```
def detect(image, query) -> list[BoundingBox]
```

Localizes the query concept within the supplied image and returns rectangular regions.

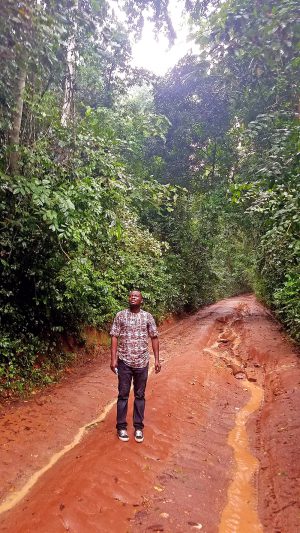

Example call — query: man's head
[128,290,143,309]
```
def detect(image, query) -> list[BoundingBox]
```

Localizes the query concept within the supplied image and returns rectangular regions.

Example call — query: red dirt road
[0,295,299,532]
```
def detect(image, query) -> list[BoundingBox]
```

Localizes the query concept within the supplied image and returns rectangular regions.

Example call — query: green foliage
[153,56,233,189]
[274,271,300,340]
[208,218,255,301]
[189,0,299,336]
[196,0,300,120]
[0,97,179,392]
[234,117,300,331]
[1,0,299,396]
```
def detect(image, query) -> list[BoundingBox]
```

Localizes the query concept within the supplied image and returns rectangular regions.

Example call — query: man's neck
[129,305,141,314]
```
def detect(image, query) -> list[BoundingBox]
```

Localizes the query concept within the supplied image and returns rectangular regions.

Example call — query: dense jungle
[0,0,299,394]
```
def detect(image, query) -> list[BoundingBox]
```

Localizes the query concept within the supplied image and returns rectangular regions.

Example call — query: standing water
[219,380,264,533]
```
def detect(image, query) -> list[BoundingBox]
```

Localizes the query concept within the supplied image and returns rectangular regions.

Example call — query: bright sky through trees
[131,0,195,75]
[133,0,191,75]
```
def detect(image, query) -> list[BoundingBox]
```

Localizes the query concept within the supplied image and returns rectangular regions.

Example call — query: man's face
[129,291,143,306]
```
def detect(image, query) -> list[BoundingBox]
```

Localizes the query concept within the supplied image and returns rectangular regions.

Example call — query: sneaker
[117,429,129,442]
[134,429,144,443]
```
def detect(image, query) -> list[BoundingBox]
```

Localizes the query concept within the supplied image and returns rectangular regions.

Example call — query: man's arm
[151,336,161,373]
[110,336,118,374]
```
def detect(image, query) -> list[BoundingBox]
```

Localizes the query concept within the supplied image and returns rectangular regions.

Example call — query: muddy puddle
[219,380,264,533]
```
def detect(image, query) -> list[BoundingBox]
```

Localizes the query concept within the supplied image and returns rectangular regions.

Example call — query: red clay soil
[0,295,299,533]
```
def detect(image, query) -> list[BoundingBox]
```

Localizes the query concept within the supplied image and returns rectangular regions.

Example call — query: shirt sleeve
[110,313,121,337]
[147,313,159,338]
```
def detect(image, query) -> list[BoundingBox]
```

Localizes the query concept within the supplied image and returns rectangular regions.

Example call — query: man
[110,290,161,443]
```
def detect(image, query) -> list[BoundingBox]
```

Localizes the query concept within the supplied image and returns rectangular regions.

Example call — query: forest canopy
[0,0,299,394]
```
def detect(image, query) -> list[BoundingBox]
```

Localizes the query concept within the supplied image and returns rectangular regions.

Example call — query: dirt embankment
[0,295,299,532]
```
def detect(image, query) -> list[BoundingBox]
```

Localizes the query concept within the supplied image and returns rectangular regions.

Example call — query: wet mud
[0,295,299,532]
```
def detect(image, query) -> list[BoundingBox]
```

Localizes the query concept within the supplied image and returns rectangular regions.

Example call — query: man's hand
[155,361,161,373]
[110,362,118,374]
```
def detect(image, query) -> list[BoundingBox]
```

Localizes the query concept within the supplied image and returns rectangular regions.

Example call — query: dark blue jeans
[116,359,149,430]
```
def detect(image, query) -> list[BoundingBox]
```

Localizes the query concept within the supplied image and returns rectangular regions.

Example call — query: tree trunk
[8,66,27,175]
[61,1,78,127]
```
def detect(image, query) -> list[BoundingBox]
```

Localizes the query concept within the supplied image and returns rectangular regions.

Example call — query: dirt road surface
[0,295,299,532]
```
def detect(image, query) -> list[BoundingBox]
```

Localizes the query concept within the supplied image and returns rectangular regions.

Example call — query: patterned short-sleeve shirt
[110,309,158,368]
